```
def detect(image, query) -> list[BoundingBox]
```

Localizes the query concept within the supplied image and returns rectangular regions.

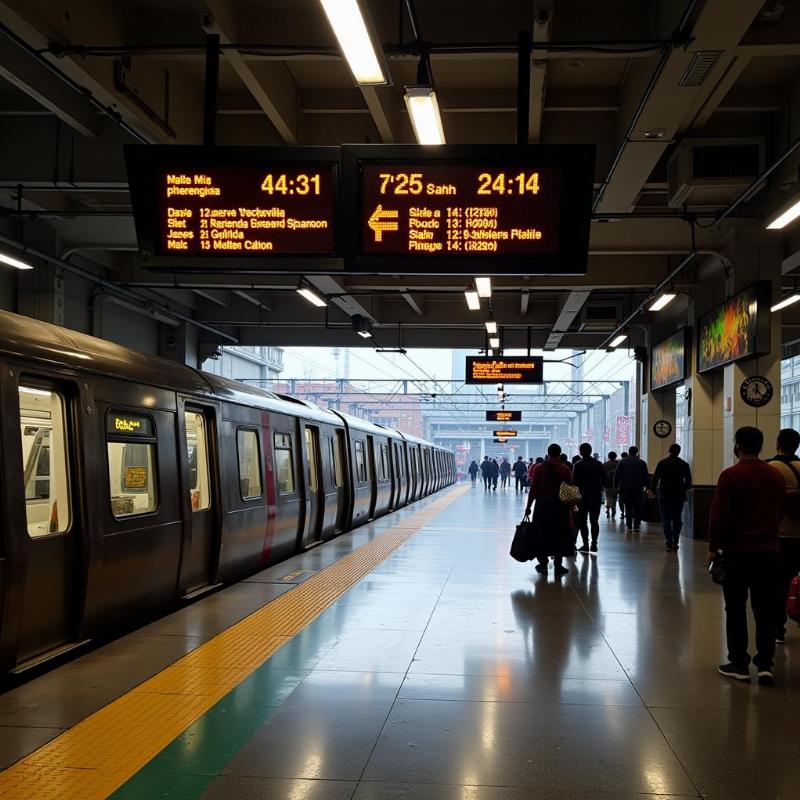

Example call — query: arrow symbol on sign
[368,204,399,242]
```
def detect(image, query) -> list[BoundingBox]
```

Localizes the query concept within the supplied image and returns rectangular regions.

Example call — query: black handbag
[709,553,725,585]
[510,516,538,562]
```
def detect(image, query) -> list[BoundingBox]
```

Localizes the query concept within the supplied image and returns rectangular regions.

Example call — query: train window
[354,440,367,484]
[237,429,262,499]
[331,433,344,488]
[106,410,158,518]
[395,443,404,478]
[379,444,389,481]
[19,386,71,537]
[185,411,211,511]
[273,431,295,495]
[304,428,318,492]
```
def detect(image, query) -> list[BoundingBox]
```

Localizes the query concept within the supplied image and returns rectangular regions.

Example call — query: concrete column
[640,388,676,468]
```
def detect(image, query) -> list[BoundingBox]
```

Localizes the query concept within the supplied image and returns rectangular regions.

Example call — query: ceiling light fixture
[475,277,492,298]
[771,293,800,312]
[609,333,628,349]
[352,313,373,338]
[405,86,445,145]
[0,251,33,270]
[649,292,677,312]
[489,336,500,348]
[766,192,800,230]
[465,290,480,310]
[485,319,498,335]
[319,0,388,85]
[297,283,327,307]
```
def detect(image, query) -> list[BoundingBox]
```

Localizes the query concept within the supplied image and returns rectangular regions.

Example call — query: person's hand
[707,550,717,565]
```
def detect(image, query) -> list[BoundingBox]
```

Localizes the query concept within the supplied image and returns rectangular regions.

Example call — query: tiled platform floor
[2,482,800,799]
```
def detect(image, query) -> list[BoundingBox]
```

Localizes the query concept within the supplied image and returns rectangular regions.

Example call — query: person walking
[468,460,479,484]
[480,456,492,491]
[651,443,693,551]
[513,456,527,493]
[614,445,649,532]
[766,428,800,644]
[709,426,785,686]
[500,458,512,489]
[524,443,575,577]
[603,452,619,519]
[490,458,500,491]
[573,442,606,553]
[618,451,629,523]
[560,453,573,473]
[527,457,537,486]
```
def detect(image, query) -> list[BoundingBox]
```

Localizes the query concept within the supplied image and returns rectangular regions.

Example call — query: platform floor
[1,482,800,799]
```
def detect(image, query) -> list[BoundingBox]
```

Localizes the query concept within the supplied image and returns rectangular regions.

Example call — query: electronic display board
[493,429,518,438]
[342,144,595,274]
[126,146,339,269]
[650,329,688,391]
[465,357,543,384]
[486,410,522,422]
[697,282,771,373]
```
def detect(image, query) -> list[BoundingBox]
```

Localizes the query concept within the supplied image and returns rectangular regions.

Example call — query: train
[0,310,455,673]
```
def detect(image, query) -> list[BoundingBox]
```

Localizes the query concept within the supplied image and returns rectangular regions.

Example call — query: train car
[0,310,454,674]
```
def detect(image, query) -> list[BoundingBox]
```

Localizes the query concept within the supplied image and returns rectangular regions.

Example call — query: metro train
[0,310,455,673]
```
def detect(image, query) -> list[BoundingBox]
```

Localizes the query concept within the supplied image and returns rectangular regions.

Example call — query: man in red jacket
[708,426,785,686]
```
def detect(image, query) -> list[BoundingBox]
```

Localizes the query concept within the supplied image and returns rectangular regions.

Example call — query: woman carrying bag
[524,443,578,576]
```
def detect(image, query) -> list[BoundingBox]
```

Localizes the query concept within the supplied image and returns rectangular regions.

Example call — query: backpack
[787,574,800,624]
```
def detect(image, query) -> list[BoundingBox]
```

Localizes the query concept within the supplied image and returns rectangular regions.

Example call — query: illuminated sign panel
[493,429,518,438]
[486,410,522,422]
[465,357,543,384]
[494,438,508,444]
[126,146,338,269]
[107,413,154,437]
[651,329,688,391]
[344,144,595,275]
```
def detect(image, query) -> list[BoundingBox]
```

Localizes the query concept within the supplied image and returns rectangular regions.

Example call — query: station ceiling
[2,0,800,351]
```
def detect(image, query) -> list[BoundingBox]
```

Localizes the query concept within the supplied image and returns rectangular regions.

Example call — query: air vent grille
[679,51,722,87]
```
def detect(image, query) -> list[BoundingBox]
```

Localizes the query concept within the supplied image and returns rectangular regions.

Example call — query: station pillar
[640,388,675,468]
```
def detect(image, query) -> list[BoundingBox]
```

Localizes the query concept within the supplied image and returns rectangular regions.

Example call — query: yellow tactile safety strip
[0,485,469,800]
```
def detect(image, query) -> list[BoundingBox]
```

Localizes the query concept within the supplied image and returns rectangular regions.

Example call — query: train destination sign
[493,429,518,438]
[126,146,339,268]
[486,410,522,422]
[343,144,595,274]
[494,438,508,444]
[465,356,544,384]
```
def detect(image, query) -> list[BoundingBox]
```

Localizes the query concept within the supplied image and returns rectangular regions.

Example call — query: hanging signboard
[486,410,522,422]
[616,415,632,446]
[494,438,508,443]
[492,429,518,438]
[465,356,543,384]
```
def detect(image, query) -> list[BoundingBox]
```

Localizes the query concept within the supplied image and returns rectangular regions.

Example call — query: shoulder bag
[549,462,581,506]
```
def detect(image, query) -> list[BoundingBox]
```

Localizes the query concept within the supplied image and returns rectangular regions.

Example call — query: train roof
[333,410,401,440]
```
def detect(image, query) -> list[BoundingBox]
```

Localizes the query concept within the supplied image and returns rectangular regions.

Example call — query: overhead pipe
[0,233,238,343]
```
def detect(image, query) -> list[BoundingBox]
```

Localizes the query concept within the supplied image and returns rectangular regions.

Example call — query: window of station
[237,428,263,499]
[273,432,295,495]
[330,433,344,488]
[185,410,211,511]
[106,410,158,518]
[379,444,389,481]
[354,440,367,483]
[304,428,318,493]
[19,385,71,537]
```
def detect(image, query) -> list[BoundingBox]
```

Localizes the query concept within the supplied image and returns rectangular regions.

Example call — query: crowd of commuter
[468,424,800,686]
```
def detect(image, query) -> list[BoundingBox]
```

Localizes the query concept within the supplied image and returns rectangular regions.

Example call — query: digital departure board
[126,146,339,269]
[493,429,518,438]
[486,410,522,422]
[342,144,595,275]
[465,357,543,384]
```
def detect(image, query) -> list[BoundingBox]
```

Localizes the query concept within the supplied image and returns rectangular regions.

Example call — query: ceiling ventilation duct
[679,51,722,87]
[579,302,621,332]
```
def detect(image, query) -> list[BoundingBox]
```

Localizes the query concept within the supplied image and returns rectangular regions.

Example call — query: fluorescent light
[767,193,800,230]
[649,292,677,312]
[465,290,480,310]
[489,336,500,348]
[357,330,373,338]
[485,319,497,334]
[319,0,387,85]
[0,251,33,270]
[475,277,492,298]
[404,87,445,145]
[609,333,628,348]
[771,293,800,312]
[297,286,327,307]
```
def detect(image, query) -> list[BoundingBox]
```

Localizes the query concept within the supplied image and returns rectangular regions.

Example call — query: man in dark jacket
[480,456,492,491]
[490,458,500,491]
[512,456,527,493]
[709,426,785,686]
[573,442,607,553]
[651,443,693,551]
[614,445,649,532]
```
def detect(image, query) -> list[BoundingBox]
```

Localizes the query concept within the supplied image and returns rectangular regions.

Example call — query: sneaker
[554,565,569,577]
[718,663,750,681]
[758,670,775,687]
[535,563,547,574]
[590,542,598,553]
[634,527,641,533]
[627,526,633,533]
[578,542,590,552]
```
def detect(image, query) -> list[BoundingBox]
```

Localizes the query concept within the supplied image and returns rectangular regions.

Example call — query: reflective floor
[5,482,800,799]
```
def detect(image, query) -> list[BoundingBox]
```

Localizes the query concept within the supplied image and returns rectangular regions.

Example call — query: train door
[327,430,347,534]
[302,425,323,547]
[14,380,82,666]
[178,404,218,596]
[366,435,377,518]
[387,439,397,510]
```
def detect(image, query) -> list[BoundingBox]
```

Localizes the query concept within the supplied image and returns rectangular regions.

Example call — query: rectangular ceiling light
[297,286,327,307]
[475,277,492,298]
[0,251,33,270]
[771,294,800,312]
[357,330,373,338]
[485,319,498,334]
[649,292,677,312]
[609,333,628,348]
[404,87,446,145]
[465,290,480,310]
[319,0,388,85]
[489,336,500,348]
[766,194,800,230]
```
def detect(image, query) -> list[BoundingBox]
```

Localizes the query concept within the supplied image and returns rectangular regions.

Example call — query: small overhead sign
[493,429,518,438]
[486,410,522,422]
[494,438,508,443]
[466,356,543,384]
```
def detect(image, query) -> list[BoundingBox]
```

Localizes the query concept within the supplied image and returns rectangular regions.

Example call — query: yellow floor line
[0,485,469,800]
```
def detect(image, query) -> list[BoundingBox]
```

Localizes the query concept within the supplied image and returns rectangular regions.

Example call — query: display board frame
[340,144,595,275]
[465,356,544,384]
[486,410,522,422]
[650,328,689,392]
